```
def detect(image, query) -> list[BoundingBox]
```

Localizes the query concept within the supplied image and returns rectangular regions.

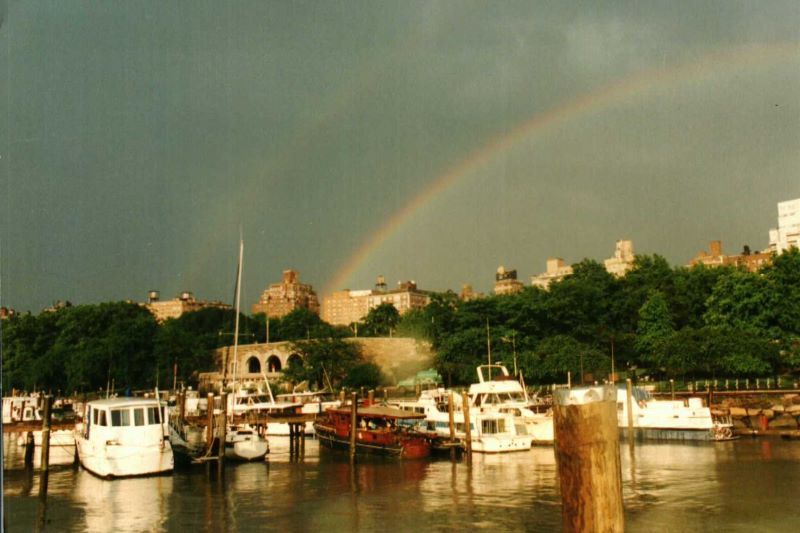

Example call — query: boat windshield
[633,388,652,402]
[481,418,506,435]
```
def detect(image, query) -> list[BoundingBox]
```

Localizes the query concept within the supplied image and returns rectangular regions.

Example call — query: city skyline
[3,2,799,313]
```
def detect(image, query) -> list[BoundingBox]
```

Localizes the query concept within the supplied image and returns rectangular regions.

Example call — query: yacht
[395,389,531,453]
[468,365,554,444]
[616,386,733,441]
[16,429,76,467]
[3,395,41,424]
[75,397,173,478]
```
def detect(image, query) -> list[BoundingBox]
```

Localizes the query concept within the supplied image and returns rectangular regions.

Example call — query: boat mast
[486,319,492,381]
[231,236,244,400]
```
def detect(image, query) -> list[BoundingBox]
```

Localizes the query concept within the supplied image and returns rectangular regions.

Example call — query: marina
[4,434,800,531]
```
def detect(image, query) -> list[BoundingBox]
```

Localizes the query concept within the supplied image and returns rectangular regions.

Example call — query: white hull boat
[16,429,76,467]
[225,424,269,461]
[75,398,173,478]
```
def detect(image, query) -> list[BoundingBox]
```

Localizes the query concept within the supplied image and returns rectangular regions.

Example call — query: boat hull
[314,423,430,459]
[75,436,173,478]
[225,438,269,461]
[16,430,76,467]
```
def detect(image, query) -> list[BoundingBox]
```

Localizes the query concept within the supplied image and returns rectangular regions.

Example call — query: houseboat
[616,386,734,441]
[75,397,173,478]
[314,405,432,459]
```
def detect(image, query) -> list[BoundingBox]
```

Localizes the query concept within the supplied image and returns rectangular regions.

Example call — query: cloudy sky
[2,1,799,313]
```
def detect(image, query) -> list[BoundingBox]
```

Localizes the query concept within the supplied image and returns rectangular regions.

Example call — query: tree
[636,290,674,366]
[285,338,363,389]
[360,303,400,337]
[342,362,383,389]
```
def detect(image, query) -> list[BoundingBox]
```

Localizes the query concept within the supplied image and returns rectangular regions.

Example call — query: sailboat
[224,236,270,461]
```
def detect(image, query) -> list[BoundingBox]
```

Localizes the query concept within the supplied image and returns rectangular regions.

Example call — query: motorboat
[468,365,554,444]
[3,395,41,424]
[314,405,433,458]
[225,423,269,461]
[16,429,76,467]
[616,386,734,441]
[75,397,173,478]
[395,389,531,453]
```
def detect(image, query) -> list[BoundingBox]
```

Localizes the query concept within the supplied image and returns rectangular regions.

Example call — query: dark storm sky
[2,1,799,312]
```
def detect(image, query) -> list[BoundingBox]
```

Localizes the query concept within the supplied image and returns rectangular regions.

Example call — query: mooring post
[707,383,713,408]
[460,391,472,465]
[625,379,634,441]
[447,391,456,460]
[383,388,388,404]
[670,379,675,401]
[415,383,421,398]
[219,392,227,463]
[553,385,624,533]
[367,389,374,407]
[339,390,346,405]
[40,395,53,473]
[206,393,215,451]
[24,431,35,468]
[349,392,358,461]
[179,391,186,426]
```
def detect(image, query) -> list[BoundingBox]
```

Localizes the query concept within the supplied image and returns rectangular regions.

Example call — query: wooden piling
[24,431,35,467]
[39,395,53,473]
[670,379,675,401]
[707,383,713,408]
[179,391,186,425]
[460,391,472,465]
[206,393,215,450]
[383,389,388,403]
[349,392,358,461]
[339,390,346,405]
[625,379,634,440]
[219,392,227,462]
[553,385,624,533]
[367,389,374,407]
[448,391,456,460]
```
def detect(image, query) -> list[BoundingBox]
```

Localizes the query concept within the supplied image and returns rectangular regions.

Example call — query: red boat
[314,405,432,459]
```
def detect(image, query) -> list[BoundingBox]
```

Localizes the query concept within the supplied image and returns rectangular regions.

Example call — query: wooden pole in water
[460,391,472,465]
[206,393,215,451]
[447,391,456,460]
[219,392,227,462]
[339,390,346,405]
[39,395,53,473]
[24,431,35,468]
[625,379,634,441]
[179,391,186,425]
[367,389,374,407]
[553,385,624,533]
[383,388,388,404]
[707,383,713,408]
[349,392,358,461]
[670,379,675,401]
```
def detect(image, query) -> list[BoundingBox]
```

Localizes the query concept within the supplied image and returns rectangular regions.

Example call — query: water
[4,436,800,532]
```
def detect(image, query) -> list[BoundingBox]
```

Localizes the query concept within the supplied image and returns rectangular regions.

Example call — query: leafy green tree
[342,362,383,389]
[522,335,610,384]
[284,338,363,389]
[360,303,400,337]
[704,270,779,337]
[635,290,675,365]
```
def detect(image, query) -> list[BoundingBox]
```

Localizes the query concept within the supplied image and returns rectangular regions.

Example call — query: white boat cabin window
[111,408,131,426]
[134,408,145,426]
[147,406,160,424]
[455,422,476,432]
[97,410,107,426]
[481,419,506,434]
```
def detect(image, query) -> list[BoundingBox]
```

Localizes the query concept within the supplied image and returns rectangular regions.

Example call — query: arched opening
[246,356,261,374]
[287,353,303,369]
[266,355,282,373]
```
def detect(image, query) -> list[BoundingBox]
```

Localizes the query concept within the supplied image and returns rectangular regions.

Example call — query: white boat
[222,237,270,461]
[225,423,269,461]
[395,389,531,453]
[468,364,554,444]
[273,392,340,435]
[616,386,733,441]
[75,397,173,478]
[3,396,42,424]
[16,429,76,467]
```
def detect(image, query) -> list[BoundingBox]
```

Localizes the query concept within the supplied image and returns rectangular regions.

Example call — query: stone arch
[246,356,261,374]
[266,355,282,373]
[287,353,303,369]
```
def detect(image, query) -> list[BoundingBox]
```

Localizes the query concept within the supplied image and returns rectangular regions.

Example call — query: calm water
[3,436,800,532]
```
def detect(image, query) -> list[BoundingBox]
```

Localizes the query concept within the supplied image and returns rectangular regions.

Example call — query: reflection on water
[4,434,800,532]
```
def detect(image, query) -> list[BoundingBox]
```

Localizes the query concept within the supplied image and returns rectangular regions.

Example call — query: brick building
[144,291,231,322]
[493,266,524,295]
[604,239,635,277]
[251,269,320,318]
[321,276,431,326]
[531,258,574,289]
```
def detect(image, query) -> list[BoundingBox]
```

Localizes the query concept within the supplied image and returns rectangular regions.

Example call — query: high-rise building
[251,269,320,318]
[768,198,800,254]
[604,240,635,277]
[531,258,574,289]
[321,276,431,326]
[493,266,524,295]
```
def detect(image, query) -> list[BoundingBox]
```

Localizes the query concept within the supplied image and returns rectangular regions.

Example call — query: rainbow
[323,43,798,295]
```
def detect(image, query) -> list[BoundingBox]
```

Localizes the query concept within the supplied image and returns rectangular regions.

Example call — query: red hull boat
[314,405,431,459]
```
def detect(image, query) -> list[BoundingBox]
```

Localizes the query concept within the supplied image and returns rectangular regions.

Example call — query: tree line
[2,249,798,393]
